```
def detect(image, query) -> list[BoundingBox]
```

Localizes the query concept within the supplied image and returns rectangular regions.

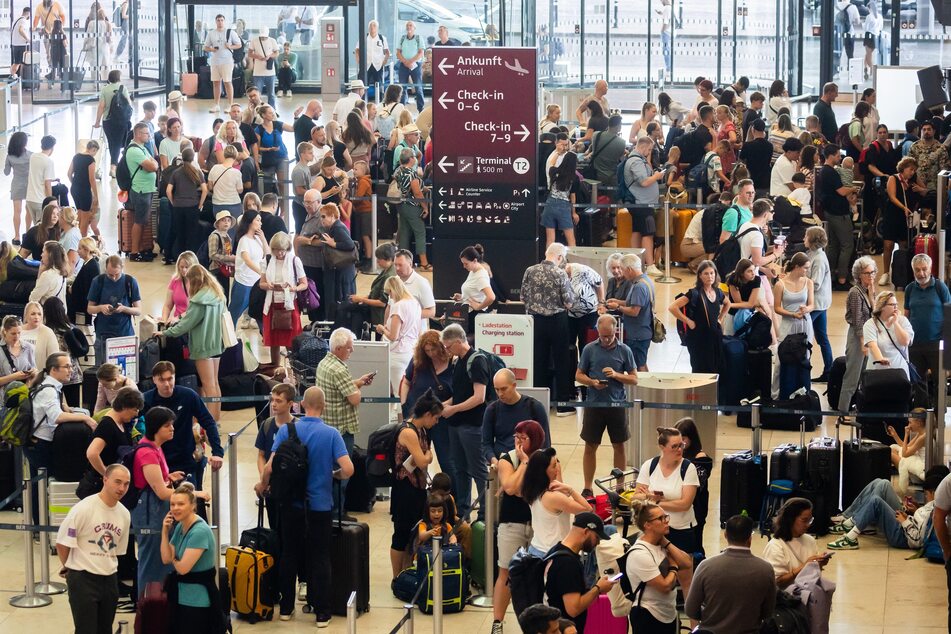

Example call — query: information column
[431,47,538,300]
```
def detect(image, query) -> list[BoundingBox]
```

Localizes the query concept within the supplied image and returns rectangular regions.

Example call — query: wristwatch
[669,566,680,572]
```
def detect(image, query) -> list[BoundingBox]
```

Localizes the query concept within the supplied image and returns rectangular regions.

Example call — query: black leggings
[172,204,199,260]
[629,607,678,633]
[102,118,130,166]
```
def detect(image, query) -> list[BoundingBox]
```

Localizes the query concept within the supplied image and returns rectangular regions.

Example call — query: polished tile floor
[0,96,946,633]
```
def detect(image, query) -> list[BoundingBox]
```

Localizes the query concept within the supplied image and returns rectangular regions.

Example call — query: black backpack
[269,422,309,502]
[713,226,759,280]
[700,203,729,253]
[108,84,134,121]
[507,548,575,618]
[119,443,150,510]
[365,422,407,487]
[466,349,506,401]
[115,143,144,192]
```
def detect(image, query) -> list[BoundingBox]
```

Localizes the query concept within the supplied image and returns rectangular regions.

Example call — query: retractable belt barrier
[550,399,928,420]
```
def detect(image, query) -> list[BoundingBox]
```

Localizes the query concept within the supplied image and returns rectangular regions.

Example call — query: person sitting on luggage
[827,467,950,551]
[887,409,928,495]
[429,471,471,557]
[160,481,222,634]
[417,492,458,549]
[762,497,831,588]
[863,290,915,380]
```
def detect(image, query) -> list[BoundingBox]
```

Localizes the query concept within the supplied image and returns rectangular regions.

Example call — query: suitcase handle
[835,416,861,443]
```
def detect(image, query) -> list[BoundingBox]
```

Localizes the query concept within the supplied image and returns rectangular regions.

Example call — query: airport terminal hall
[2,0,951,632]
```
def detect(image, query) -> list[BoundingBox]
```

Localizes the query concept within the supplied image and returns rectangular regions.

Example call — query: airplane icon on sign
[504,58,529,75]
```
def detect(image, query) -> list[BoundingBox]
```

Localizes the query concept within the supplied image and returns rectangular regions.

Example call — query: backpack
[374,103,398,141]
[1,382,56,447]
[700,203,729,253]
[63,325,89,359]
[615,154,638,204]
[507,548,576,618]
[771,195,802,227]
[365,422,408,488]
[115,143,144,192]
[226,29,245,65]
[269,422,309,503]
[686,152,716,191]
[108,84,134,122]
[858,140,884,176]
[835,5,851,34]
[713,226,760,280]
[119,443,149,509]
[196,232,216,268]
[466,349,506,401]
[922,516,944,564]
[760,588,810,634]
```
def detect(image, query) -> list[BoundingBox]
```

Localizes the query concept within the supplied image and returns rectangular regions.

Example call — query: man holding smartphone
[575,314,637,496]
[202,15,242,115]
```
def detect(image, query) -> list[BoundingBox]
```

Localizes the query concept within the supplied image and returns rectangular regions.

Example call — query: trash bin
[625,373,718,469]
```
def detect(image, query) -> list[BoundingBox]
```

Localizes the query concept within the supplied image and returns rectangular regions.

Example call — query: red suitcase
[584,594,629,633]
[134,581,169,634]
[913,234,939,277]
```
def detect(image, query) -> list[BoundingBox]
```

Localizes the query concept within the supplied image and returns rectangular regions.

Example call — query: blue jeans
[447,424,487,522]
[851,496,908,548]
[333,432,354,514]
[229,281,253,326]
[843,478,902,518]
[281,22,297,44]
[810,310,833,376]
[131,487,172,597]
[397,64,424,111]
[24,440,53,525]
[253,74,276,105]
[779,363,811,400]
[661,30,672,73]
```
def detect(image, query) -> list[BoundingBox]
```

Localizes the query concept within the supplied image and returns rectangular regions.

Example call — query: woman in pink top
[161,251,199,324]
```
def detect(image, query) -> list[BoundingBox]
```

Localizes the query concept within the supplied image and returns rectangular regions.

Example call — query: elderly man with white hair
[520,242,578,416]
[904,252,951,399]
[440,323,490,521]
[315,327,377,516]
[605,253,654,371]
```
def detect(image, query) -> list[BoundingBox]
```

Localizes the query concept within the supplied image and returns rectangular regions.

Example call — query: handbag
[323,243,359,269]
[221,310,238,349]
[75,469,103,499]
[271,308,293,331]
[293,260,320,311]
[581,132,609,180]
[639,279,666,343]
[259,37,274,70]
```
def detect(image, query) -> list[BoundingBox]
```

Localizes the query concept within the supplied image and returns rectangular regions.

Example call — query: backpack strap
[648,456,660,476]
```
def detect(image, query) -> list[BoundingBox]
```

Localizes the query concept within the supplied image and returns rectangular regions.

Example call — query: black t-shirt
[586,115,609,136]
[69,154,95,199]
[728,274,761,314]
[239,158,257,195]
[92,416,133,467]
[498,451,532,524]
[260,211,288,243]
[864,140,897,177]
[21,226,53,260]
[293,115,316,158]
[332,141,348,168]
[240,122,259,148]
[448,348,490,427]
[544,543,587,632]
[740,138,774,190]
[741,109,761,140]
[819,164,849,216]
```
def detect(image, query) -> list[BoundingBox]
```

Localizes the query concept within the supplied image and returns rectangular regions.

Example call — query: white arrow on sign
[438,187,447,196]
[439,214,447,222]
[438,58,454,75]
[515,124,531,142]
[521,188,531,196]
[438,92,455,109]
[438,156,455,173]
[438,200,447,210]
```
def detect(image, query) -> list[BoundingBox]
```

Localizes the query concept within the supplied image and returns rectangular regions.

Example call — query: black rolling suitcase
[855,367,911,443]
[197,64,213,99]
[746,348,773,401]
[0,446,19,510]
[839,417,892,509]
[804,435,840,535]
[825,355,847,411]
[81,366,99,413]
[51,422,93,482]
[240,497,280,558]
[344,446,376,514]
[719,336,748,408]
[751,390,821,431]
[0,302,26,319]
[331,483,370,616]
[719,416,767,525]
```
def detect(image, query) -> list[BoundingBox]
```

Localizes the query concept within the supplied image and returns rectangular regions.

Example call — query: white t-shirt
[55,494,131,576]
[461,268,491,305]
[761,534,818,579]
[737,221,765,273]
[204,27,241,66]
[401,271,435,331]
[862,316,915,378]
[208,164,243,205]
[11,16,29,46]
[365,32,388,70]
[333,92,361,123]
[27,152,56,204]
[770,154,797,197]
[388,298,422,355]
[625,540,677,624]
[933,474,951,534]
[235,235,265,286]
[788,187,812,215]
[635,458,700,529]
[684,208,703,243]
[250,36,279,76]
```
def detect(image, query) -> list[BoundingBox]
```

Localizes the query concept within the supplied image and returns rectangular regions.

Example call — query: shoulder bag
[638,279,666,343]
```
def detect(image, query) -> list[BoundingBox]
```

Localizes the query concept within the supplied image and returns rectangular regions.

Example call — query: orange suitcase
[668,208,696,264]
[180,73,198,96]
[616,208,632,247]
[118,208,154,255]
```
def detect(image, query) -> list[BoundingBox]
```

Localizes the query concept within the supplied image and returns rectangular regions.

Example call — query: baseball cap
[573,512,609,540]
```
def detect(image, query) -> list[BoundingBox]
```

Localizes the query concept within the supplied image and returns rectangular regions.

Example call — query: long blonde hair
[384,275,412,302]
[184,264,226,301]
[175,251,199,282]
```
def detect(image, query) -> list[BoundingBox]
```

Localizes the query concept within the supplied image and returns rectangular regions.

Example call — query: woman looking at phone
[762,497,830,588]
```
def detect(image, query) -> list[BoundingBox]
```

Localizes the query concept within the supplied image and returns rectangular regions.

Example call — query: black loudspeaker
[918,65,948,107]
[932,0,951,26]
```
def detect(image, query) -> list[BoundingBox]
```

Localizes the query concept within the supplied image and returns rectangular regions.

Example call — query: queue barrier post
[937,339,946,467]
[656,199,680,284]
[347,590,357,634]
[9,476,52,608]
[469,464,496,607]
[926,407,936,471]
[16,77,23,131]
[401,603,415,633]
[42,112,49,137]
[370,192,380,274]
[432,534,443,634]
[750,403,762,454]
[34,468,65,596]
[228,432,239,548]
[211,456,222,555]
[72,100,79,149]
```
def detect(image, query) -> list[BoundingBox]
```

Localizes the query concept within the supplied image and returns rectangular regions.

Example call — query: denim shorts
[626,338,650,367]
[129,190,154,225]
[541,196,574,230]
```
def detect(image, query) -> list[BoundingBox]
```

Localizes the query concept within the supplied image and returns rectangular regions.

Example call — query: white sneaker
[286,90,292,97]
[277,90,284,97]
[877,273,890,286]
[645,264,663,276]
[209,104,220,113]
[279,610,294,621]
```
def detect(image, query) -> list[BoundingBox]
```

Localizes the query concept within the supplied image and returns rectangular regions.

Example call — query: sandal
[418,264,433,271]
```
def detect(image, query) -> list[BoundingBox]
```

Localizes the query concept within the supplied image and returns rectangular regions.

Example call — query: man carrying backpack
[258,386,354,627]
[94,70,132,175]
[622,137,665,277]
[122,123,159,262]
[440,324,492,522]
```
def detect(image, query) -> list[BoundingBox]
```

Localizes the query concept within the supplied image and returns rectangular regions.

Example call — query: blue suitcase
[416,544,469,614]
[718,336,748,407]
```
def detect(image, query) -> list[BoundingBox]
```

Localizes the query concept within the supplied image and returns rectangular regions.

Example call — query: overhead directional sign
[432,47,537,238]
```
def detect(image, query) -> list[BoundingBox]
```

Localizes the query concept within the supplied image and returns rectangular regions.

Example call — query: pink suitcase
[584,594,629,633]
[180,73,198,96]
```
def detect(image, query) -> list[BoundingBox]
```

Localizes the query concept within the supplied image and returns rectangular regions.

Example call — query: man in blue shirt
[575,315,638,495]
[260,386,353,627]
[87,255,142,365]
[605,254,654,372]
[396,21,425,111]
[904,253,951,401]
[718,179,755,244]
[142,361,223,489]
